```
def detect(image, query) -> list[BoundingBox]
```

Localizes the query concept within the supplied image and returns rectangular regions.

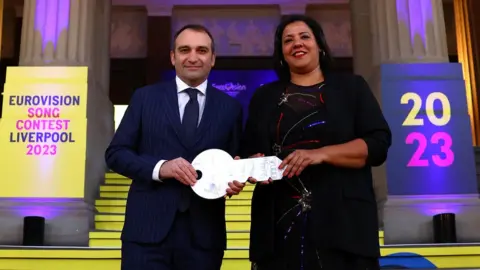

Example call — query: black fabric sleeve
[353,75,392,167]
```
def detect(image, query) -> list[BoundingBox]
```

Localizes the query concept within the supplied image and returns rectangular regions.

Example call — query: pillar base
[384,194,480,245]
[0,199,93,246]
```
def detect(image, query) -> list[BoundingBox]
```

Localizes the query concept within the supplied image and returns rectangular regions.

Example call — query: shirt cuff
[152,160,167,182]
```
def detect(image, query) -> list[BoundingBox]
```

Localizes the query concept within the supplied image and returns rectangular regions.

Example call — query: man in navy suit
[105,24,245,270]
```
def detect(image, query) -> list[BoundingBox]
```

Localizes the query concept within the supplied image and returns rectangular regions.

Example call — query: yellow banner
[0,67,88,198]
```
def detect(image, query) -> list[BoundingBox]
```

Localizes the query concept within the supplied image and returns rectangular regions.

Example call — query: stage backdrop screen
[161,69,278,125]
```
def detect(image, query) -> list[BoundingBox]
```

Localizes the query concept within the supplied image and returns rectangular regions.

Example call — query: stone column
[352,0,449,90]
[146,4,172,84]
[0,0,113,246]
[370,0,449,64]
[350,0,374,86]
[350,0,388,231]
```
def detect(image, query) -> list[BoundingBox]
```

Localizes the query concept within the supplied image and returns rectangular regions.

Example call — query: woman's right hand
[247,153,273,185]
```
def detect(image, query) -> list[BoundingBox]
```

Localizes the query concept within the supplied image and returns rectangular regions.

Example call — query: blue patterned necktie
[182,88,199,145]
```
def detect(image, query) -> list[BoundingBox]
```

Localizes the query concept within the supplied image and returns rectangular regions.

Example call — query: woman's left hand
[278,149,326,178]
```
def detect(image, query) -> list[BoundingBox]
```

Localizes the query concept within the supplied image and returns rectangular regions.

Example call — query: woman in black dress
[242,15,392,270]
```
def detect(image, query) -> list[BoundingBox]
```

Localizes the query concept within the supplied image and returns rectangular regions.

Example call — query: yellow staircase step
[223,259,250,269]
[89,231,250,248]
[105,179,132,185]
[96,206,125,214]
[89,234,382,248]
[0,247,249,259]
[90,230,250,239]
[96,204,251,215]
[96,221,251,231]
[103,174,256,188]
[89,229,384,247]
[88,230,383,241]
[99,192,128,199]
[105,172,128,179]
[99,191,253,200]
[96,199,127,206]
[89,230,383,241]
[100,186,130,192]
[99,184,255,192]
[225,199,251,206]
[95,214,250,222]
[89,238,250,248]
[227,231,250,239]
[96,198,251,206]
[90,231,121,239]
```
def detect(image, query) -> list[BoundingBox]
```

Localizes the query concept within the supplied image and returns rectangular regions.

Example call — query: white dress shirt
[152,76,208,181]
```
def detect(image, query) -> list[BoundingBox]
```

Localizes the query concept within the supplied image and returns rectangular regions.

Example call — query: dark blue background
[161,70,278,126]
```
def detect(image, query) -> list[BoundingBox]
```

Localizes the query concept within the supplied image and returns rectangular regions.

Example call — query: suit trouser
[121,211,224,270]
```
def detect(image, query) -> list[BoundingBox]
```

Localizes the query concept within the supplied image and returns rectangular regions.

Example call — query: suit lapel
[194,84,217,145]
[163,80,189,149]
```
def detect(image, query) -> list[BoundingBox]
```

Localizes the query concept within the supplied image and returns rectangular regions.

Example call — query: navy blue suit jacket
[105,80,243,250]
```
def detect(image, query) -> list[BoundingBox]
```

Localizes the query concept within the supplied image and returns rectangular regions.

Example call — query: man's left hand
[226,156,246,197]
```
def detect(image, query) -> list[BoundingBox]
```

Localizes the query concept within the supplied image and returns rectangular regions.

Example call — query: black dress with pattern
[269,82,328,269]
[248,75,388,270]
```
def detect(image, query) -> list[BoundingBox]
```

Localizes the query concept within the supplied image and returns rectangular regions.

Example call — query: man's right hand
[159,158,198,186]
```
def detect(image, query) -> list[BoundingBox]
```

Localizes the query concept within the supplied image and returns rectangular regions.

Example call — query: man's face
[170,29,215,86]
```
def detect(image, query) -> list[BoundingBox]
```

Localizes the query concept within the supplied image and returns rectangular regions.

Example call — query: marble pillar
[0,0,113,246]
[370,0,449,64]
[350,0,387,229]
[352,0,449,98]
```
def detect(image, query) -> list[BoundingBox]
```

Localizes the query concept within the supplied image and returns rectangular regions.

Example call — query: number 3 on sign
[401,92,451,126]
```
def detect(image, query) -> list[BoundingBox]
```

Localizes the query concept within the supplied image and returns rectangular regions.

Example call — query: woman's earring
[280,60,284,66]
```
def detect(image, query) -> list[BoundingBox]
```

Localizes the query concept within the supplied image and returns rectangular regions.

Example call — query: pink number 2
[405,132,454,167]
[406,132,429,167]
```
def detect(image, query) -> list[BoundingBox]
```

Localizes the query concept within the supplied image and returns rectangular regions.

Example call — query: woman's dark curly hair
[273,14,334,82]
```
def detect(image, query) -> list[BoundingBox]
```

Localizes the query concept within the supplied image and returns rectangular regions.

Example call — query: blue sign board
[381,63,478,195]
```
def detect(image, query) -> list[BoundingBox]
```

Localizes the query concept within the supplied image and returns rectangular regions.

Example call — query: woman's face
[281,21,320,74]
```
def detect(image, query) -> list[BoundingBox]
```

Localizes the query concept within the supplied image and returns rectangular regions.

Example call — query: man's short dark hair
[172,24,216,53]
